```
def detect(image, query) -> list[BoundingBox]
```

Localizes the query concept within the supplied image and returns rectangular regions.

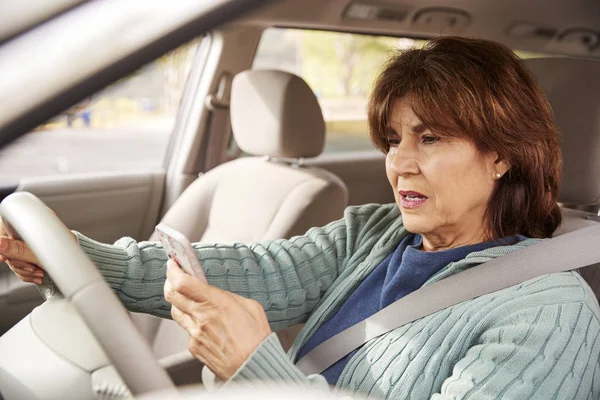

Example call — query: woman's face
[386,99,508,251]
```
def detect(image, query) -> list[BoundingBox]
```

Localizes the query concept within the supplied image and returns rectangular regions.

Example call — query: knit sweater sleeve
[432,283,600,400]
[225,332,330,390]
[75,204,386,329]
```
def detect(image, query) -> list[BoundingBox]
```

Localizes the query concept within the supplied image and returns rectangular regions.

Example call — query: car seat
[131,69,349,369]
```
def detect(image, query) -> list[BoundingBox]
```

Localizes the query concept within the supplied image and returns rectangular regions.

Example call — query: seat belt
[295,224,600,375]
[202,72,233,171]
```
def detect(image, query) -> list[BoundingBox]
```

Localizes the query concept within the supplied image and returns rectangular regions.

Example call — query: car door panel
[17,170,165,243]
[0,271,43,334]
[1,170,165,334]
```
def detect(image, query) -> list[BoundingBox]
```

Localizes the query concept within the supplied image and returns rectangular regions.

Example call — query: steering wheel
[0,192,176,396]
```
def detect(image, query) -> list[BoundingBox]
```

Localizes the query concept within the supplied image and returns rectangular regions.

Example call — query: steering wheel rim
[0,192,176,396]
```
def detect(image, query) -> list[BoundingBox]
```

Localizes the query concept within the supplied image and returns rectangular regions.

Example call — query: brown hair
[368,37,561,239]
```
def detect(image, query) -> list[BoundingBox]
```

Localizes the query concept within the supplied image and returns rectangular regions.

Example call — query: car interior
[0,0,598,399]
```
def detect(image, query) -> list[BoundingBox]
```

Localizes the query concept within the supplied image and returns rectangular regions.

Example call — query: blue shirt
[296,233,527,385]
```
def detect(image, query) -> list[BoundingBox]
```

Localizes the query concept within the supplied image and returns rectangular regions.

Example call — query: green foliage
[297,30,398,97]
[293,30,427,98]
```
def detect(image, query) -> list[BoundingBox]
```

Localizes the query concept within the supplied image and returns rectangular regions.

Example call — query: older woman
[2,37,599,399]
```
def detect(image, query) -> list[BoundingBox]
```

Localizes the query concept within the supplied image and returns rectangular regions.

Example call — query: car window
[251,28,552,156]
[0,38,201,185]
[252,28,423,154]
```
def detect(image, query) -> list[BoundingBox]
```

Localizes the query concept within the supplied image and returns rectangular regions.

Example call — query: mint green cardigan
[76,203,600,399]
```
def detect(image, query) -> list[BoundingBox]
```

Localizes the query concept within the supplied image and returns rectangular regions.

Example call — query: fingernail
[35,278,43,285]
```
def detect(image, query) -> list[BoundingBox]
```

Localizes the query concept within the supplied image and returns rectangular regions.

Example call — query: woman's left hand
[164,259,272,381]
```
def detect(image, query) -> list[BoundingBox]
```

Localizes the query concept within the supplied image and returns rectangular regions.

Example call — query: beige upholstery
[580,256,600,301]
[156,158,347,244]
[525,58,600,206]
[132,70,348,364]
[557,208,600,300]
[525,57,600,302]
[230,70,325,158]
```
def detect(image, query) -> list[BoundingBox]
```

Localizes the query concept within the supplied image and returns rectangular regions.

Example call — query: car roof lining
[230,0,600,59]
[0,0,87,45]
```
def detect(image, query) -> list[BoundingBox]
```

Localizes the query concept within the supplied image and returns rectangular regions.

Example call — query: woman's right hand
[0,220,45,284]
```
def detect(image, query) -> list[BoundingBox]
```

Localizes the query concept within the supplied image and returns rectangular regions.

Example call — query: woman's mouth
[398,190,428,209]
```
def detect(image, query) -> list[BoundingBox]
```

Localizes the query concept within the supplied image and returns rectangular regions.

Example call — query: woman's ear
[494,158,510,176]
[486,152,509,178]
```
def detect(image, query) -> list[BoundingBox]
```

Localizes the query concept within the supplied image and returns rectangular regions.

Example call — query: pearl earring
[495,172,502,179]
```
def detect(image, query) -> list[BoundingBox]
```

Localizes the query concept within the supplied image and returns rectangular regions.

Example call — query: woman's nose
[387,143,420,176]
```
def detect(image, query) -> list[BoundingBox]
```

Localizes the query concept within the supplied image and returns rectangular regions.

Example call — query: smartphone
[155,223,207,282]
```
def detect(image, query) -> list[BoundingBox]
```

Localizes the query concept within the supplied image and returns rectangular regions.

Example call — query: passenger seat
[131,70,349,368]
[524,57,600,301]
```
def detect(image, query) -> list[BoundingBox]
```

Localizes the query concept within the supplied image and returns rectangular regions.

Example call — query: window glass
[514,49,551,59]
[0,38,201,185]
[253,28,427,154]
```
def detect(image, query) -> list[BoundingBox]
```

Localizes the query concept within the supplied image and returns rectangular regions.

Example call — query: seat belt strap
[203,107,230,170]
[295,224,600,375]
[202,72,233,171]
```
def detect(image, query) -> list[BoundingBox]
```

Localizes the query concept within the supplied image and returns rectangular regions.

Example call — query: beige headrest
[230,70,325,158]
[524,57,600,206]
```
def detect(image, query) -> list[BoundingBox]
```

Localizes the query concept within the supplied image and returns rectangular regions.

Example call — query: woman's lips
[398,190,428,209]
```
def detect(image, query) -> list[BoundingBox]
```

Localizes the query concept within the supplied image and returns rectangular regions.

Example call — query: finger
[165,276,217,316]
[7,259,44,277]
[186,338,224,379]
[171,305,212,345]
[171,303,227,353]
[13,273,41,284]
[171,306,226,363]
[7,260,45,285]
[166,259,224,303]
[7,261,43,284]
[171,306,203,334]
[164,277,195,314]
[0,237,39,264]
[188,338,230,380]
[170,305,193,329]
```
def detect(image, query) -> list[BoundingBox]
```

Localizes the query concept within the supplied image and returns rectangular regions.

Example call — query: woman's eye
[421,135,440,145]
[387,137,400,147]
